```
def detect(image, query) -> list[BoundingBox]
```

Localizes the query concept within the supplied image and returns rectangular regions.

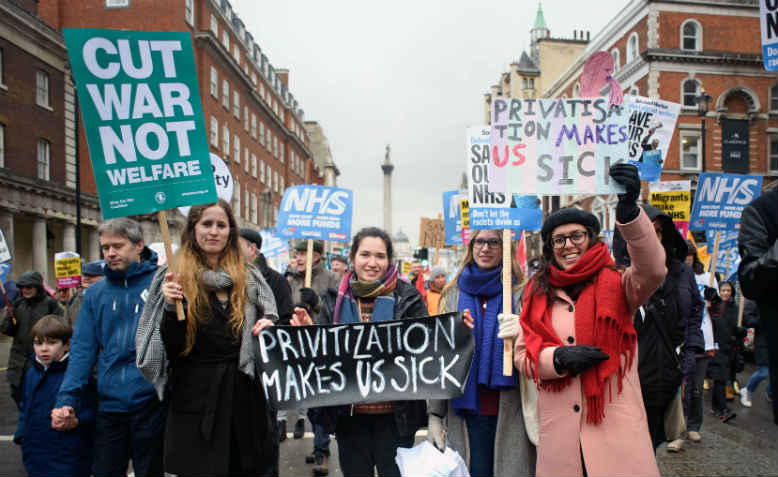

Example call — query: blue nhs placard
[276,185,353,242]
[442,190,465,246]
[690,173,762,231]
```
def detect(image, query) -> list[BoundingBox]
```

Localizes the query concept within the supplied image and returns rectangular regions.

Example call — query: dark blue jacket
[15,355,96,477]
[56,248,159,413]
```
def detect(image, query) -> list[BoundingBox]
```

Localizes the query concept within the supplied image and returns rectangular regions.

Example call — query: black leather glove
[735,326,747,339]
[703,286,718,301]
[609,163,641,223]
[553,345,610,376]
[299,287,320,310]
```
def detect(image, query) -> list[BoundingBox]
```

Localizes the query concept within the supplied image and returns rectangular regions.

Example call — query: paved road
[1,337,776,476]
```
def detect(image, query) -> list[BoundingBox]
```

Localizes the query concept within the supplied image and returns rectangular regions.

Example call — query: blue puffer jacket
[57,248,159,413]
[16,355,96,477]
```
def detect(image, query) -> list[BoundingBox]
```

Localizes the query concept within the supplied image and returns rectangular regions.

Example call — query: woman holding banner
[136,199,280,477]
[515,163,666,476]
[426,229,535,477]
[290,227,433,477]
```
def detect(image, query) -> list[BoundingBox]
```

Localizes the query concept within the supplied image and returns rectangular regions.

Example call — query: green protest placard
[63,28,217,218]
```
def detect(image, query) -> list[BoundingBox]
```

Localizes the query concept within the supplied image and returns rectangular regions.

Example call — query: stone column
[62,223,76,253]
[381,145,394,235]
[32,218,48,283]
[88,227,101,262]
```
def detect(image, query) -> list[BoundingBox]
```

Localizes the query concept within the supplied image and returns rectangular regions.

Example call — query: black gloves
[609,163,641,223]
[735,326,747,339]
[553,345,610,376]
[703,286,718,301]
[299,287,320,310]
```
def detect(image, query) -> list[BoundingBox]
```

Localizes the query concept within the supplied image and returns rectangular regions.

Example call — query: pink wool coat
[516,209,666,477]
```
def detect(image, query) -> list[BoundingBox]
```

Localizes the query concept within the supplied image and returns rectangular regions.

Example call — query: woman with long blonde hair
[136,199,279,477]
[427,228,536,477]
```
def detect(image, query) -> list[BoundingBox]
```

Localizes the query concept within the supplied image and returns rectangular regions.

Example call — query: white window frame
[244,188,249,221]
[260,159,265,183]
[627,32,639,63]
[682,79,700,108]
[210,14,219,36]
[36,71,50,108]
[222,125,230,155]
[251,115,257,139]
[251,153,257,177]
[266,129,271,152]
[273,136,278,159]
[233,91,240,119]
[233,135,240,163]
[244,148,249,172]
[222,30,230,51]
[234,179,241,218]
[681,19,702,52]
[37,138,50,180]
[210,116,218,147]
[184,0,194,27]
[279,142,284,163]
[232,45,240,66]
[251,193,258,225]
[259,122,265,145]
[0,123,5,167]
[210,67,218,98]
[280,176,284,192]
[611,49,620,72]
[259,83,265,100]
[222,80,229,110]
[771,83,778,113]
[679,131,702,171]
[769,134,778,173]
[0,48,5,88]
[274,171,279,192]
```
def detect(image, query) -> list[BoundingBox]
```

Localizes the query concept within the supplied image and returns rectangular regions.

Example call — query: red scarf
[519,242,636,425]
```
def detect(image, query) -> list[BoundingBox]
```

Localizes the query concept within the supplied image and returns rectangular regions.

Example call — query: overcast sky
[232,0,629,245]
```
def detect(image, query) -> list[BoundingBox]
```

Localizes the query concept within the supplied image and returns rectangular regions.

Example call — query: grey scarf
[135,263,278,400]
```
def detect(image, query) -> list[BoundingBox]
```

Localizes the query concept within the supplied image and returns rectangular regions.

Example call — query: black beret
[541,208,601,243]
[239,229,263,249]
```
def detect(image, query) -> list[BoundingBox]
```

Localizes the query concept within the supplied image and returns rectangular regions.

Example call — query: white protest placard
[761,1,778,71]
[625,95,681,181]
[178,153,233,218]
[0,228,10,263]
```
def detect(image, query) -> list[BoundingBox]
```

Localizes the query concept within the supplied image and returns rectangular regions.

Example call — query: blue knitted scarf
[451,263,516,415]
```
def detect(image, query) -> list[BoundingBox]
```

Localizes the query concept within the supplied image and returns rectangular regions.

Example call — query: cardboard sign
[419,218,445,249]
[690,173,763,230]
[442,190,465,246]
[650,180,691,237]
[625,95,681,182]
[469,194,542,231]
[485,98,628,197]
[276,185,353,242]
[178,153,233,217]
[256,313,474,410]
[761,1,778,71]
[54,252,81,288]
[0,227,10,263]
[259,230,288,259]
[63,29,217,218]
[706,229,740,278]
[401,261,412,276]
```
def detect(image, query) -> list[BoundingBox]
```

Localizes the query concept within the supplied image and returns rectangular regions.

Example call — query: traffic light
[413,247,428,260]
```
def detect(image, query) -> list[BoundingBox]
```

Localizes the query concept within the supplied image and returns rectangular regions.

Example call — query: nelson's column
[381,145,394,235]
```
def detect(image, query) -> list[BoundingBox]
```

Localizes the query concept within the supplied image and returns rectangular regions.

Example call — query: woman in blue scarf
[427,229,536,477]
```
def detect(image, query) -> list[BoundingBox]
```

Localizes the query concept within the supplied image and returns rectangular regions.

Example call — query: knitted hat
[540,208,601,243]
[294,240,324,254]
[429,266,447,279]
[17,270,43,288]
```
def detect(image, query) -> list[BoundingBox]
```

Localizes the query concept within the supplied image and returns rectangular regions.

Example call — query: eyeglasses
[550,230,588,249]
[473,238,501,249]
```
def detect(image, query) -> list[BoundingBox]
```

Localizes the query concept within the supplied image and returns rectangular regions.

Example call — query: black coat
[256,254,293,326]
[161,294,277,477]
[308,279,429,436]
[708,298,739,382]
[742,299,768,366]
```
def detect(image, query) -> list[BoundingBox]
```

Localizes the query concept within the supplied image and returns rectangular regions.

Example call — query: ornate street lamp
[696,87,712,171]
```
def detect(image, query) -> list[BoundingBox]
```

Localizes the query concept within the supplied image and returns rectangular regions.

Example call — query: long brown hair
[440,229,525,310]
[175,199,247,356]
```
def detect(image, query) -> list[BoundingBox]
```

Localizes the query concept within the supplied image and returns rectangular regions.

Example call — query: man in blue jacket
[53,217,165,477]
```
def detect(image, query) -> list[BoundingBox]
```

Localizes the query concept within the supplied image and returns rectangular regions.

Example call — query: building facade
[304,120,339,187]
[542,0,777,224]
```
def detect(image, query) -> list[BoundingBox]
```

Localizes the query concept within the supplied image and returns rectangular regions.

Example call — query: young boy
[14,315,96,477]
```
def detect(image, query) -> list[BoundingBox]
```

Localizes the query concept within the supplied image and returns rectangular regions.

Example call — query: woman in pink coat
[515,163,666,477]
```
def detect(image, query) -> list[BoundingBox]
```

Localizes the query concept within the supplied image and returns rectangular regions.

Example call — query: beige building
[304,121,339,187]
[483,2,590,123]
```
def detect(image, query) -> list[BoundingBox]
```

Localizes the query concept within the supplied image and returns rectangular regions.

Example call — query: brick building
[542,0,777,226]
[37,0,323,236]
[0,0,103,283]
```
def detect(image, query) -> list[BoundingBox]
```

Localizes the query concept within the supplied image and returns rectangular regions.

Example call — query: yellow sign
[54,252,81,288]
[401,261,411,275]
[649,181,691,221]
[459,198,470,228]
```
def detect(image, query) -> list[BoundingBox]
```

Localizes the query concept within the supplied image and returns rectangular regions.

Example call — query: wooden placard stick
[304,239,314,288]
[737,292,745,327]
[0,279,15,326]
[502,228,513,377]
[707,231,721,288]
[157,211,185,321]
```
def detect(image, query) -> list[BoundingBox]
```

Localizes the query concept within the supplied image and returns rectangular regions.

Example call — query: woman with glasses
[426,229,536,477]
[516,163,666,476]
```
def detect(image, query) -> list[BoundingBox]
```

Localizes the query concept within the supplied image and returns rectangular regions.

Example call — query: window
[260,83,265,100]
[0,48,5,86]
[611,49,620,72]
[574,83,580,97]
[244,148,249,172]
[36,71,50,108]
[529,78,534,89]
[37,139,50,180]
[184,0,194,26]
[274,171,279,192]
[244,188,249,221]
[770,135,778,172]
[234,180,241,218]
[251,193,258,224]
[266,163,271,184]
[280,176,284,192]
[251,153,257,177]
[210,116,218,146]
[682,79,700,107]
[222,125,229,155]
[771,84,778,112]
[627,33,639,63]
[210,67,218,98]
[259,122,265,145]
[233,135,240,162]
[221,30,230,51]
[260,159,265,182]
[266,129,271,151]
[629,86,639,96]
[243,107,249,132]
[222,80,229,110]
[680,132,701,170]
[233,45,240,66]
[681,20,701,51]
[280,143,284,163]
[273,136,278,159]
[233,91,240,119]
[210,14,219,36]
[251,115,257,139]
[251,72,257,85]
[0,123,5,167]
